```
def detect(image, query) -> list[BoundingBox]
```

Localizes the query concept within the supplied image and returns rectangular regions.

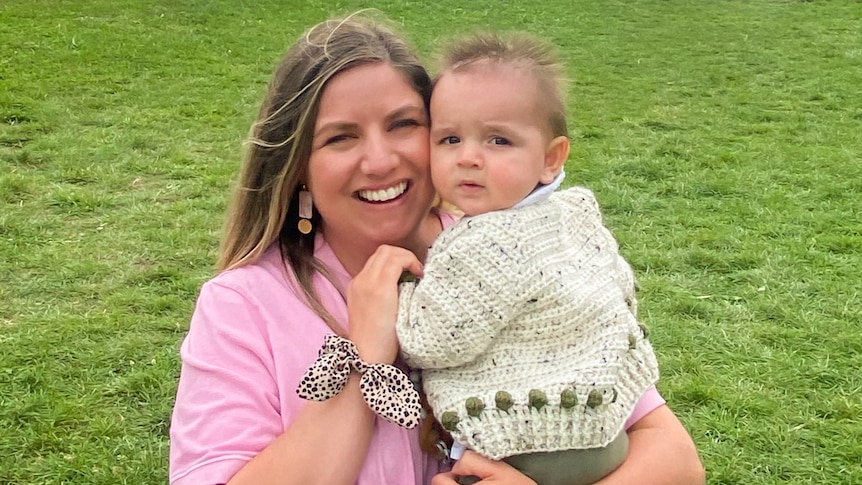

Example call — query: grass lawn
[2,0,860,483]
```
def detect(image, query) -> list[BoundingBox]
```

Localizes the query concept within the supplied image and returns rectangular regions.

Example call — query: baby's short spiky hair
[436,32,568,137]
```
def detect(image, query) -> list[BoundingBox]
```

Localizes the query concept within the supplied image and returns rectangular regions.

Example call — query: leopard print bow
[297,335,421,429]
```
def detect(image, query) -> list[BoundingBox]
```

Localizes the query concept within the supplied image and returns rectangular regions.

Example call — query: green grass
[2,0,860,483]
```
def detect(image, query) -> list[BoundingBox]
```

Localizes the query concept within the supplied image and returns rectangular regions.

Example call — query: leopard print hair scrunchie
[297,335,422,429]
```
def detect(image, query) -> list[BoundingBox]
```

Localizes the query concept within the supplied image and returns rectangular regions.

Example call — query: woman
[168,14,705,485]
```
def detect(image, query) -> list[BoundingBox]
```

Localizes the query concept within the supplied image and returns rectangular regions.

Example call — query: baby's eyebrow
[429,127,458,139]
[481,121,518,133]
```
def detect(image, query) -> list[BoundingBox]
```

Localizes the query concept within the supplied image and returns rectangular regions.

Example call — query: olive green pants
[458,432,628,485]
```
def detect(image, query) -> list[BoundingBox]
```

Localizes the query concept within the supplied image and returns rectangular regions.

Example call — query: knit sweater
[396,187,660,460]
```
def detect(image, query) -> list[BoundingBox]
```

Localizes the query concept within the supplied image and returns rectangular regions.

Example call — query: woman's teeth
[358,182,407,202]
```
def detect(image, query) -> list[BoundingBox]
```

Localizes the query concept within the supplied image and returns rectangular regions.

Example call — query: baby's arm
[610,241,639,316]
[397,227,525,369]
[578,187,639,316]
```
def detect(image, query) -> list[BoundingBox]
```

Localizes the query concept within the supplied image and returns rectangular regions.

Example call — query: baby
[396,32,660,485]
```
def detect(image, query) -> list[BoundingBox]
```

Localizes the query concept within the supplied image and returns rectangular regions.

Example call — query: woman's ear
[540,136,570,184]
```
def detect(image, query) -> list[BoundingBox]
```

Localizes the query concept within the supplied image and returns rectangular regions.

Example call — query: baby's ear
[541,136,569,184]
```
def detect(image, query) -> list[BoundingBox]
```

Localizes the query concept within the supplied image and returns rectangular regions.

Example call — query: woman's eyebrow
[313,121,357,138]
[314,104,427,138]
[386,104,427,122]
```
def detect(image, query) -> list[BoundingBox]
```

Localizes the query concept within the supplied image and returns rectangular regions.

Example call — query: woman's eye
[392,118,421,130]
[491,136,511,146]
[323,134,350,146]
[441,136,460,145]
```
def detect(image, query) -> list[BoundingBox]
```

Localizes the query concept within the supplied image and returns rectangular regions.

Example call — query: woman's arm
[227,376,378,485]
[431,405,704,485]
[170,285,380,485]
[228,246,424,485]
[171,246,423,485]
[592,405,705,485]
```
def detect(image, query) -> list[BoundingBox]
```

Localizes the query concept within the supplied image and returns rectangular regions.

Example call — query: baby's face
[429,63,559,217]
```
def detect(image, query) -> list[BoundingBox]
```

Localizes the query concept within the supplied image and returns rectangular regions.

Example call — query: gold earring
[298,186,313,235]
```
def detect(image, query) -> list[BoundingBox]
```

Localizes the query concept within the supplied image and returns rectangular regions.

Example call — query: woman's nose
[360,131,398,176]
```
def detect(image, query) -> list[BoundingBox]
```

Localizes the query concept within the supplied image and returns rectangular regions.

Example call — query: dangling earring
[297,185,313,235]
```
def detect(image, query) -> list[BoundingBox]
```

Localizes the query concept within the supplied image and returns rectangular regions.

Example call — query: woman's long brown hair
[217,14,432,332]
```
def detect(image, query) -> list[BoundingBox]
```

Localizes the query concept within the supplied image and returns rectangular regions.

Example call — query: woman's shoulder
[188,245,333,349]
[196,243,344,328]
[433,205,462,231]
[203,245,291,297]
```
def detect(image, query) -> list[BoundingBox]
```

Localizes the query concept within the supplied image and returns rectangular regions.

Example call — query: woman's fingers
[430,472,458,485]
[361,244,423,280]
[431,451,538,484]
[450,452,498,481]
[350,245,422,297]
[444,451,538,484]
[346,245,422,363]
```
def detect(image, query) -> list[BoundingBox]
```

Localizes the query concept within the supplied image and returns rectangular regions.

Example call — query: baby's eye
[440,135,461,145]
[491,136,511,146]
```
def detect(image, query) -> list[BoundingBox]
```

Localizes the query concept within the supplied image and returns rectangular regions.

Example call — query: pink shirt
[169,214,664,484]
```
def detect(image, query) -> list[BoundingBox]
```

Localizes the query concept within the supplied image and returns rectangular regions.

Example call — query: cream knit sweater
[397,187,660,460]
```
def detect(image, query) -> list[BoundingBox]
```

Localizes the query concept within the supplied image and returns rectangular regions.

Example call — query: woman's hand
[347,244,423,364]
[431,452,538,485]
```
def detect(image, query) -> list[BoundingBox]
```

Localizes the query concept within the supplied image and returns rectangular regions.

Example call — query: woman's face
[307,62,434,260]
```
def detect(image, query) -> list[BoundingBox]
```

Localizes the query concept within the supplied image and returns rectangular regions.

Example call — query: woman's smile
[357,181,409,203]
